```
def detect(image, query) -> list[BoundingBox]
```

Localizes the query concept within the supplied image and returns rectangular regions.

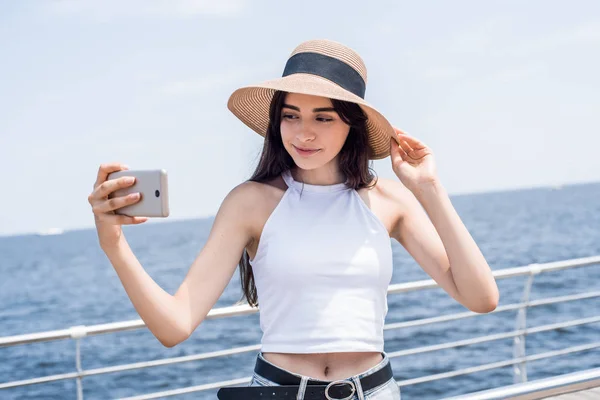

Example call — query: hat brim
[227,73,398,160]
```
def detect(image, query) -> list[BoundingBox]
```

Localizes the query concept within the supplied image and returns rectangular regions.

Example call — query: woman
[88,39,499,400]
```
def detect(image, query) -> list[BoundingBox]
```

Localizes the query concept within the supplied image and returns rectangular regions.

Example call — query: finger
[102,214,148,225]
[122,216,149,225]
[394,126,419,147]
[390,138,402,161]
[94,176,137,200]
[94,192,141,214]
[393,126,421,142]
[406,147,430,161]
[390,138,408,161]
[94,163,130,190]
[398,138,413,154]
[392,127,415,151]
[397,132,427,149]
[398,146,409,160]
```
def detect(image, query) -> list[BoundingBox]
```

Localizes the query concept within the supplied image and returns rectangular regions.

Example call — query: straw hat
[227,39,398,160]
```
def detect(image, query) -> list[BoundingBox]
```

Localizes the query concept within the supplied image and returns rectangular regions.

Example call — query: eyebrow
[282,104,336,113]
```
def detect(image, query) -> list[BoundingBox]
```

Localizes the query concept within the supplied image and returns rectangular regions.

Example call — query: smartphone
[106,169,170,218]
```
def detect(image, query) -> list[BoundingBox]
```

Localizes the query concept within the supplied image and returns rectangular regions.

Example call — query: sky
[1,0,599,237]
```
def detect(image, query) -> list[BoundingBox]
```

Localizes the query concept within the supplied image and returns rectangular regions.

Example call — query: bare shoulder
[223,176,287,247]
[224,178,285,205]
[357,176,413,235]
[372,176,413,210]
[372,176,435,243]
[224,176,286,211]
[361,177,413,214]
[225,180,269,208]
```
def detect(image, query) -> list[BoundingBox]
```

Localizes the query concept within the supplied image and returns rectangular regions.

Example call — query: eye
[317,116,334,123]
[282,114,297,120]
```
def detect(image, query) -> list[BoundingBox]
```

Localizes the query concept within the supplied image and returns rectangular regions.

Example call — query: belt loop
[296,376,308,400]
[352,376,365,400]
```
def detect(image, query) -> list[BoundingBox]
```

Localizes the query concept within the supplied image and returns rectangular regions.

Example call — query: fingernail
[125,177,135,183]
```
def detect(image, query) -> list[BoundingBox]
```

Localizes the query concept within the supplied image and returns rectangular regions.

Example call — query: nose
[296,122,316,142]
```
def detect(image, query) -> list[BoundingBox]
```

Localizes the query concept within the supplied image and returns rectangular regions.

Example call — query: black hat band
[282,52,366,99]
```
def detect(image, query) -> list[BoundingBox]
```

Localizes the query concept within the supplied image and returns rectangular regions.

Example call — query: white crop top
[249,169,394,353]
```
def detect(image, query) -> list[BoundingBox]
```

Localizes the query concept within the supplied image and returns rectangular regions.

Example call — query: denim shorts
[249,352,401,399]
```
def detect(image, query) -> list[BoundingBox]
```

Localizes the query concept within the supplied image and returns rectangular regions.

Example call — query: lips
[293,145,321,156]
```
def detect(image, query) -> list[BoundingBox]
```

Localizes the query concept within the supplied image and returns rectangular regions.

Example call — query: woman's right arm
[89,163,258,347]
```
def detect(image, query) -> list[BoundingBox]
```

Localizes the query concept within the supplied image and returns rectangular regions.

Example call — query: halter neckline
[281,170,349,193]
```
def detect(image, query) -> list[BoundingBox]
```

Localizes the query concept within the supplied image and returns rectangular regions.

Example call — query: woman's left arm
[389,127,499,313]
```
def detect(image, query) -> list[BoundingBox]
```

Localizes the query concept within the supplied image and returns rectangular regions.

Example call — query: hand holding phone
[106,169,170,218]
[88,163,156,249]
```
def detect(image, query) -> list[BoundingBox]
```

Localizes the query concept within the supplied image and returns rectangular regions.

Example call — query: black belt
[216,354,395,399]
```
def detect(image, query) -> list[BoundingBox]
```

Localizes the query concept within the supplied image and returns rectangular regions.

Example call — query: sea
[1,182,599,400]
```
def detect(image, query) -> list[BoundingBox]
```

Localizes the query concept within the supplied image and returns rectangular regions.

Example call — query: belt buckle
[324,379,356,400]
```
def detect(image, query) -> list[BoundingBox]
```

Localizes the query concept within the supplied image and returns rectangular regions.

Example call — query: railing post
[70,325,88,400]
[512,263,541,384]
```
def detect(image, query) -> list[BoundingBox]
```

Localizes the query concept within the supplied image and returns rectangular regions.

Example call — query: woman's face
[280,92,350,171]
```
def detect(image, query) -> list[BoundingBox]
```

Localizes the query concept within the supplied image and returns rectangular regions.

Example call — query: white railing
[1,255,599,399]
[443,366,600,400]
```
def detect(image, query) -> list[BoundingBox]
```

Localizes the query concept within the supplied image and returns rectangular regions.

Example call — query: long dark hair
[238,90,377,307]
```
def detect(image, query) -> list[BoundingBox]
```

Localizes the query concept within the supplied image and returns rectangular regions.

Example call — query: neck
[292,162,345,186]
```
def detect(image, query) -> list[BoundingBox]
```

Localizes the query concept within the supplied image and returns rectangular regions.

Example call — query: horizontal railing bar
[385,289,600,331]
[0,371,82,390]
[385,309,500,331]
[388,331,523,358]
[526,315,600,334]
[0,304,259,348]
[0,345,259,390]
[117,376,252,400]
[526,342,600,362]
[528,290,600,307]
[395,341,600,387]
[83,345,260,377]
[442,366,600,400]
[2,256,598,349]
[387,315,600,357]
[491,255,600,278]
[387,256,600,296]
[399,359,523,387]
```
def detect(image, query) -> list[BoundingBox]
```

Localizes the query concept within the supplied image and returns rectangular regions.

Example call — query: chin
[289,151,336,171]
[290,157,323,170]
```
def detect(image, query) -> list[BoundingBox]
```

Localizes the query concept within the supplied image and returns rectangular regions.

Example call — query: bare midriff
[262,351,384,381]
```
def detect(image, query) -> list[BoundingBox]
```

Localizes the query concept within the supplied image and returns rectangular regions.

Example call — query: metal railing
[443,366,600,400]
[1,255,599,399]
